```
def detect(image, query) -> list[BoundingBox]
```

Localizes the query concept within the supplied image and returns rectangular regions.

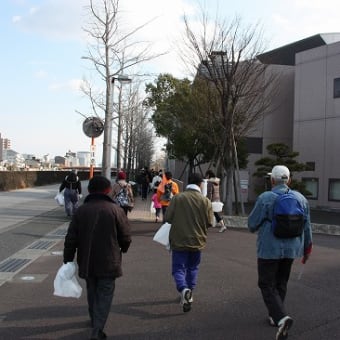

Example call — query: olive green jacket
[165,185,213,251]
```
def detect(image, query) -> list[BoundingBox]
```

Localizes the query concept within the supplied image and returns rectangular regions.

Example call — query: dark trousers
[214,211,223,223]
[155,207,161,219]
[161,206,168,222]
[257,258,294,324]
[172,250,201,292]
[86,277,115,334]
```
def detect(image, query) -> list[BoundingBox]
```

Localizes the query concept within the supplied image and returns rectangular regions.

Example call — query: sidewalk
[128,195,156,222]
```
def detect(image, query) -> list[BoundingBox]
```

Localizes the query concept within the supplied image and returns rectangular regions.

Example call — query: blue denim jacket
[248,184,313,259]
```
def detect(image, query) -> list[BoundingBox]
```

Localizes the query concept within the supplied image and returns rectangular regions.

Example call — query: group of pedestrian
[60,164,312,340]
[163,165,312,340]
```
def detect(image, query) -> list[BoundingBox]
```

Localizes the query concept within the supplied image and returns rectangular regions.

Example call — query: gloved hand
[302,253,310,264]
[302,243,312,264]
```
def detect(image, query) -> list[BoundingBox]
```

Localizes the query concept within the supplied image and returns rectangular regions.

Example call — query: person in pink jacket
[151,188,162,222]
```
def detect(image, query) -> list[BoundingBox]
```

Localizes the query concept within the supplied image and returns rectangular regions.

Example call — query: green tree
[144,74,215,176]
[180,10,278,214]
[253,143,310,195]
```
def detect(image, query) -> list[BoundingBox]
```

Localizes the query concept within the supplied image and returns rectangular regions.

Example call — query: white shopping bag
[53,262,82,298]
[55,192,64,206]
[150,201,156,214]
[153,222,171,249]
[202,179,208,197]
[212,201,224,213]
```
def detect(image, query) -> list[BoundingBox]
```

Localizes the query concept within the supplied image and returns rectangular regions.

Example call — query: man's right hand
[302,253,310,264]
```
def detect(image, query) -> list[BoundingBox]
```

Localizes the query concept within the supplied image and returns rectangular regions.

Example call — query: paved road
[0,185,340,339]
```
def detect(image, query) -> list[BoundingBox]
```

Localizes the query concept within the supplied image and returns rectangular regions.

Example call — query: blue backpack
[272,189,304,238]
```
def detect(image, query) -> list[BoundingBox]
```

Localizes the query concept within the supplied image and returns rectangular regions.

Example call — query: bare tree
[180,9,278,214]
[81,0,163,178]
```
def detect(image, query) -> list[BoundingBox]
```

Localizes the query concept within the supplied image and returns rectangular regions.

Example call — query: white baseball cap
[270,165,290,180]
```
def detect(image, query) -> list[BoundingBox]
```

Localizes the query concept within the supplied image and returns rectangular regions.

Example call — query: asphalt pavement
[0,184,340,339]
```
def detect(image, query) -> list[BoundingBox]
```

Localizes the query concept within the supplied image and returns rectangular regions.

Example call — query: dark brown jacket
[63,193,131,279]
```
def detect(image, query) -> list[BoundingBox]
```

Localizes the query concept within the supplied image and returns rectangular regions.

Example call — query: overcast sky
[1,0,340,164]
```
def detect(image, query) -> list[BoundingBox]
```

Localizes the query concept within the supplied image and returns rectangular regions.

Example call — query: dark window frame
[334,78,340,98]
[302,177,318,200]
[329,178,340,202]
[245,137,263,154]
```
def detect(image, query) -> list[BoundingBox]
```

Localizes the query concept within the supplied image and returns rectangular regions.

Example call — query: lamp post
[102,74,131,179]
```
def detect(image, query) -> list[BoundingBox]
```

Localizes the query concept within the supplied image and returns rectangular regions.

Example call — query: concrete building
[77,151,91,167]
[254,33,340,210]
[170,33,340,211]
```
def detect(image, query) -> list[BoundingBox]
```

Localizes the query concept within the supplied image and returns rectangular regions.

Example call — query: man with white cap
[248,165,313,340]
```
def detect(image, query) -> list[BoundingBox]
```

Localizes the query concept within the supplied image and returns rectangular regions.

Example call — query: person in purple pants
[165,173,213,312]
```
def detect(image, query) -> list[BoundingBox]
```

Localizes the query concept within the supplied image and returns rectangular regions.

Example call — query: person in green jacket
[165,173,213,312]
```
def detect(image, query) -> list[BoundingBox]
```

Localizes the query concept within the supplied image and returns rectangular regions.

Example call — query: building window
[245,137,263,154]
[305,162,315,171]
[302,178,318,200]
[334,78,340,98]
[329,179,340,201]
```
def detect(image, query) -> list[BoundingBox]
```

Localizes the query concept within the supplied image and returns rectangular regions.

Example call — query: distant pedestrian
[205,170,227,232]
[157,171,179,222]
[248,165,313,340]
[63,175,131,340]
[111,171,134,215]
[165,173,213,312]
[59,170,82,217]
[151,188,162,222]
[151,170,162,191]
[137,168,150,200]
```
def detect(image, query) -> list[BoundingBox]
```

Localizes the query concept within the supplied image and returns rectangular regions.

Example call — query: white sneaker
[180,288,192,312]
[219,226,227,233]
[276,316,293,340]
[268,316,277,327]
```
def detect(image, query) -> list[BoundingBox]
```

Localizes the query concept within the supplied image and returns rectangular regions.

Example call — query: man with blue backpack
[248,165,313,340]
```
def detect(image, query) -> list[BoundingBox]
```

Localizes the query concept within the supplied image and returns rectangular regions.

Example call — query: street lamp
[102,74,131,179]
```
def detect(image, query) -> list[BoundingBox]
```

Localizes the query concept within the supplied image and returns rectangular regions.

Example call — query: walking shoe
[276,316,293,340]
[219,225,227,233]
[90,329,107,339]
[268,316,277,327]
[180,288,192,312]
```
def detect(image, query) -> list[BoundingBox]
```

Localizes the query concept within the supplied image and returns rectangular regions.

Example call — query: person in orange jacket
[157,171,179,222]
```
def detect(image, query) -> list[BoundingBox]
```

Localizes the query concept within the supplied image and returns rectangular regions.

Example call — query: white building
[77,151,92,167]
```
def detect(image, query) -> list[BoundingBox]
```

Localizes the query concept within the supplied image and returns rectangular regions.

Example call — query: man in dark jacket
[63,175,131,340]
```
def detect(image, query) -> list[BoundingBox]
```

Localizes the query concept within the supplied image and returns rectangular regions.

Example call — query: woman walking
[205,170,226,232]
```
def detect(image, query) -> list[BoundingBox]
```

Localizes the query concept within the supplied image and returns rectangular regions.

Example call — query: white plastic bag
[202,179,208,197]
[150,202,156,214]
[55,192,64,206]
[153,222,171,249]
[212,201,224,213]
[53,262,82,298]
